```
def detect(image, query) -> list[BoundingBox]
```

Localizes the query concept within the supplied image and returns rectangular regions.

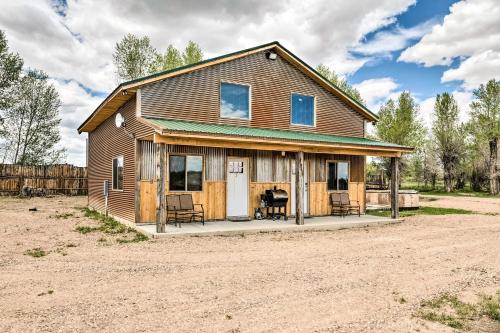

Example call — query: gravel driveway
[0,196,499,332]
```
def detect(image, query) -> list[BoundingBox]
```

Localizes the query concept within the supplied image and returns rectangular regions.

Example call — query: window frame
[290,92,316,127]
[167,153,204,192]
[326,160,350,192]
[219,80,252,120]
[112,155,124,191]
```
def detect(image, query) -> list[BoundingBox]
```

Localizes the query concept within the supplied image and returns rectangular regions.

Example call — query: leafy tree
[153,44,184,72]
[375,91,426,180]
[0,29,23,114]
[2,70,65,165]
[113,36,204,81]
[113,34,158,81]
[315,64,364,105]
[432,93,465,192]
[182,41,203,65]
[468,79,500,194]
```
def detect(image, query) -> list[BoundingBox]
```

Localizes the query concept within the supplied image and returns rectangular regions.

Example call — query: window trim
[290,92,316,127]
[112,155,124,192]
[167,153,204,193]
[326,160,350,192]
[219,80,252,121]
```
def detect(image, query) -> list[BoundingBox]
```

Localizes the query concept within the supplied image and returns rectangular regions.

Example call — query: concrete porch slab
[136,214,401,238]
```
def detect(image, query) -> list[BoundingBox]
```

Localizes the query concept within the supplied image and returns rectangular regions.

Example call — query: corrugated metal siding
[88,97,154,223]
[140,141,155,180]
[140,51,365,137]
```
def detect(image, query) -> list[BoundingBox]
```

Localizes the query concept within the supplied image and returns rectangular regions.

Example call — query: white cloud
[49,79,102,166]
[354,77,400,111]
[441,50,500,89]
[0,0,417,165]
[417,90,473,129]
[353,19,436,57]
[399,0,500,67]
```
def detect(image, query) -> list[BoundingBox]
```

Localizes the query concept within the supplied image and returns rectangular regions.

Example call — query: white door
[291,160,309,215]
[226,158,249,218]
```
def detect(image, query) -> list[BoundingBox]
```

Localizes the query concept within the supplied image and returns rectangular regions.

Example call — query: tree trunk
[489,138,499,195]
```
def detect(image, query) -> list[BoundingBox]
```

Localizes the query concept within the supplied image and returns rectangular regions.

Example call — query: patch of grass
[49,212,74,219]
[75,226,98,234]
[368,206,474,218]
[24,248,48,258]
[76,207,148,243]
[417,292,500,330]
[116,232,149,243]
[479,292,500,321]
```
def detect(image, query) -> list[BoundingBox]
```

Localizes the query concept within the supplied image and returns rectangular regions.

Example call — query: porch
[136,214,400,238]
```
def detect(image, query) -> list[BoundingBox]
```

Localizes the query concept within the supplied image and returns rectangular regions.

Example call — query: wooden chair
[330,193,348,217]
[166,194,204,228]
[179,194,204,226]
[340,192,361,217]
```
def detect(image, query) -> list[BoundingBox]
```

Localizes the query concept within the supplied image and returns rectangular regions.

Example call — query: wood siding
[141,51,365,137]
[137,144,365,223]
[87,97,154,222]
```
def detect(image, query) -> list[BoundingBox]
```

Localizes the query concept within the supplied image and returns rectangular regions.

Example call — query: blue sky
[351,0,460,98]
[1,0,499,165]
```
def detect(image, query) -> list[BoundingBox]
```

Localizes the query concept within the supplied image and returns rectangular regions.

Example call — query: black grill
[260,186,288,220]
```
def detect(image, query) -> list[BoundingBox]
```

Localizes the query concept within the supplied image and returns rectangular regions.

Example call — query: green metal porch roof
[145,117,411,151]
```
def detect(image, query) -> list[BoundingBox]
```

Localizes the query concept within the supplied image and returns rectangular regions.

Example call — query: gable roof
[78,41,378,133]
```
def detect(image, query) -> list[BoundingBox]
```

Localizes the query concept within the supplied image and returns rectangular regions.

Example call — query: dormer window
[220,82,251,120]
[291,93,315,126]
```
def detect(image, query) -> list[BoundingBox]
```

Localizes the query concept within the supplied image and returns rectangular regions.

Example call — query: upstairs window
[291,93,315,126]
[112,156,124,190]
[327,161,349,191]
[220,82,250,119]
[169,155,203,191]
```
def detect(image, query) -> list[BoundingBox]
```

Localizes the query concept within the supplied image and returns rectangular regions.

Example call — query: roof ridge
[121,41,280,87]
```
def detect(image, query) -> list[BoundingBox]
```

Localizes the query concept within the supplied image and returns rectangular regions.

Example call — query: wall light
[266,51,277,60]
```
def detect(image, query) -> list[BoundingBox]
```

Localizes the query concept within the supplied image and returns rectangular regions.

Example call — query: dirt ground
[420,194,500,214]
[0,195,499,333]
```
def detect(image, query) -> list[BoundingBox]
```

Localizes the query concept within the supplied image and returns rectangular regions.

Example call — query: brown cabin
[78,41,411,230]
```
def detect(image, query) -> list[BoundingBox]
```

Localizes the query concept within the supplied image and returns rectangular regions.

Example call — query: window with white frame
[291,93,315,126]
[327,161,349,191]
[220,82,250,119]
[112,156,124,190]
[169,155,203,191]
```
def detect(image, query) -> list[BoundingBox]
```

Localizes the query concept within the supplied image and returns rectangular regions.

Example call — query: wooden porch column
[390,156,399,219]
[134,139,141,224]
[155,143,166,233]
[295,151,304,225]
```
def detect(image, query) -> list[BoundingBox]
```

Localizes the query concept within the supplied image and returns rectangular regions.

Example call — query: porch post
[390,156,399,219]
[295,151,304,225]
[155,143,166,233]
[134,139,141,224]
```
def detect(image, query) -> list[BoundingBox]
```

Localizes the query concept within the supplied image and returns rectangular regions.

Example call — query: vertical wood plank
[156,143,166,232]
[295,151,304,225]
[390,157,399,219]
[134,139,141,223]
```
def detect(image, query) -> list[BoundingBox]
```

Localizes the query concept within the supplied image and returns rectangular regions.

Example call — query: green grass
[75,207,148,243]
[400,179,500,198]
[49,212,74,219]
[417,291,500,330]
[368,206,474,217]
[24,248,48,258]
[480,292,500,321]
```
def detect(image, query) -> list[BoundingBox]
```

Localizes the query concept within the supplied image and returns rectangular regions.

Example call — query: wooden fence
[0,164,88,195]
